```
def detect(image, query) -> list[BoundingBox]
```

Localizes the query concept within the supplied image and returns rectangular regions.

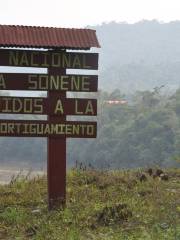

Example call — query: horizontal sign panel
[0,73,98,92]
[0,120,97,138]
[0,49,98,69]
[0,96,97,116]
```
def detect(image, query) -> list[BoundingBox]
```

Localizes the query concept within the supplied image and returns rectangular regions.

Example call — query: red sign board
[0,45,99,210]
[0,49,98,69]
[0,96,97,116]
[0,73,98,92]
[0,120,97,138]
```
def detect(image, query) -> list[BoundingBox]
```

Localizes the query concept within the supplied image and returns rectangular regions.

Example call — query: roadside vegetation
[0,168,179,239]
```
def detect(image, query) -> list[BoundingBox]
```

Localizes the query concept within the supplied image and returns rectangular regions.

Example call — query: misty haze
[0,20,179,170]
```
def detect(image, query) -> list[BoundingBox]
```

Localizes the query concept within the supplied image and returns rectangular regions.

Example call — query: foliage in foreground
[0,169,180,240]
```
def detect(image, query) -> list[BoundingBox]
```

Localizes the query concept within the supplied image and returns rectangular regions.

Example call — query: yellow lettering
[0,123,7,133]
[31,52,39,66]
[0,74,6,89]
[15,123,21,134]
[36,124,44,134]
[52,53,61,67]
[13,98,22,113]
[54,99,64,114]
[8,123,14,133]
[83,54,91,69]
[50,124,58,134]
[60,76,69,90]
[9,51,19,66]
[87,125,94,135]
[41,52,49,67]
[62,53,71,68]
[34,99,43,113]
[72,54,81,68]
[28,75,37,90]
[71,76,80,91]
[24,98,32,113]
[80,124,86,134]
[57,124,65,134]
[44,124,51,134]
[75,100,83,114]
[39,75,48,90]
[50,75,59,90]
[85,100,94,115]
[23,124,29,134]
[72,124,80,135]
[1,97,12,113]
[29,124,37,134]
[20,52,29,66]
[82,76,90,91]
[65,124,72,134]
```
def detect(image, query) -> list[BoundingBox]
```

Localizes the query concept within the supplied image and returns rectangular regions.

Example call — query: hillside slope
[0,169,180,239]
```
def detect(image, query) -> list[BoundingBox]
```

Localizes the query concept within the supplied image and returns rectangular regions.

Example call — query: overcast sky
[0,0,180,27]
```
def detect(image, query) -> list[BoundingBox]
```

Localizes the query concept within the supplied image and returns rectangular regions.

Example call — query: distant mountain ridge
[93,20,180,92]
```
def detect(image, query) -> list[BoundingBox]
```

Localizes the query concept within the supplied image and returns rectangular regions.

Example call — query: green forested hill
[69,88,180,168]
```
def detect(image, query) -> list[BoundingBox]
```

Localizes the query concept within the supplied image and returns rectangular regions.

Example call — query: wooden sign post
[0,48,98,209]
[48,67,66,209]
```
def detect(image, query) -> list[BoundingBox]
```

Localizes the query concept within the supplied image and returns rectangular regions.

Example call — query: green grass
[0,169,180,240]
